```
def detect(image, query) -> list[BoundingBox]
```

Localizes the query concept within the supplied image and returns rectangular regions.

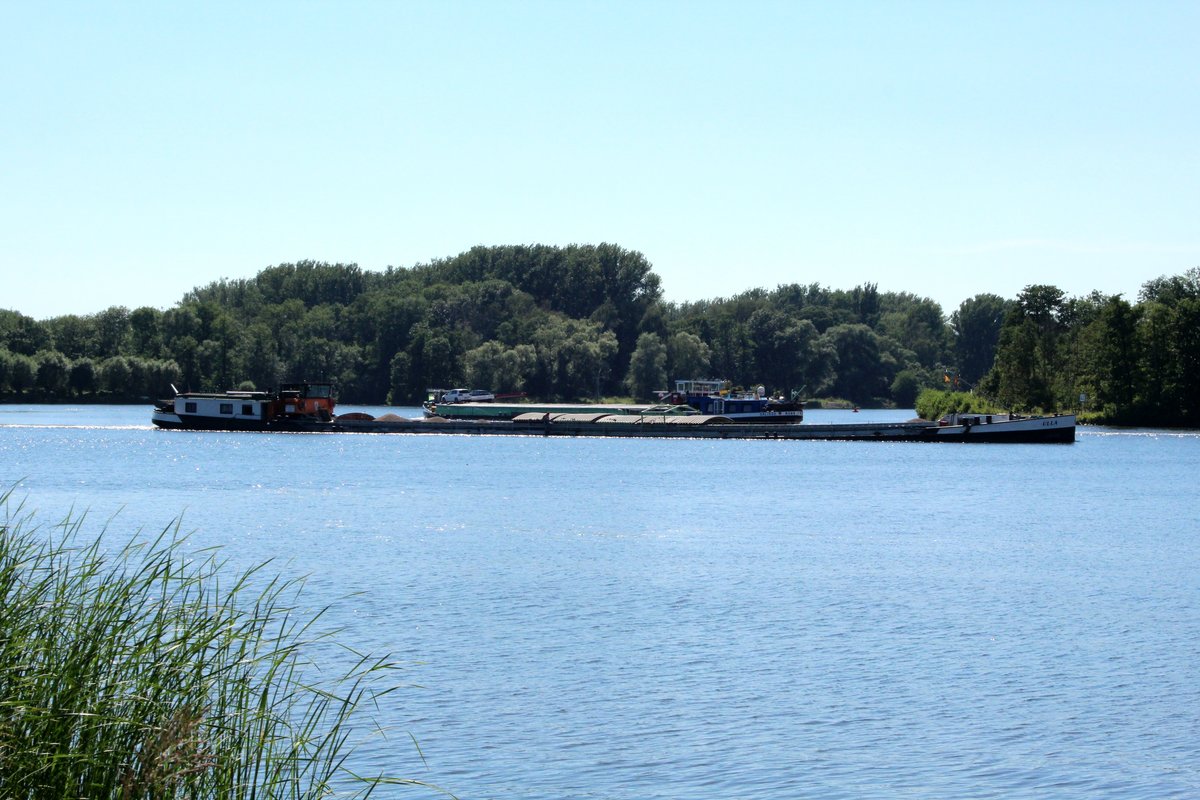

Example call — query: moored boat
[661,379,804,424]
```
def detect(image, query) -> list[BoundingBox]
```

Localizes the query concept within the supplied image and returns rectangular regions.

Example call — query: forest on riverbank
[2,244,1198,426]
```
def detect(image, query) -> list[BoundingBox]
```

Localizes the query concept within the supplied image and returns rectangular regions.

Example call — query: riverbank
[0,492,418,798]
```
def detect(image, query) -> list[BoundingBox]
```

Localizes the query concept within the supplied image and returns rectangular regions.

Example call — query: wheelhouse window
[220,403,233,414]
[242,404,253,415]
[185,401,197,413]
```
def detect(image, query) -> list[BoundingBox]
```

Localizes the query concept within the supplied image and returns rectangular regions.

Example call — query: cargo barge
[153,383,1075,443]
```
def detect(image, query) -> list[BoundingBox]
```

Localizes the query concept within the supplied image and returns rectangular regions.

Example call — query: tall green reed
[0,489,445,799]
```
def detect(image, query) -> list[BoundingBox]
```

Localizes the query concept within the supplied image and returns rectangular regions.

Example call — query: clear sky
[3,1,1198,321]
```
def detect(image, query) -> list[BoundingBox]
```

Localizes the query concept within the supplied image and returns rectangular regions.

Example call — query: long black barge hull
[924,427,1076,444]
[154,417,1075,443]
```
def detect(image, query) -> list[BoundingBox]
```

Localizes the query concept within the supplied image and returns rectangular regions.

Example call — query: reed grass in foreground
[0,490,442,799]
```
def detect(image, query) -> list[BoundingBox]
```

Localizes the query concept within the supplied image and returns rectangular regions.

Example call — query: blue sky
[3,1,1197,320]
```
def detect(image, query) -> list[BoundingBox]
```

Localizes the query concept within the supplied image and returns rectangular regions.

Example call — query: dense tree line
[0,245,1195,424]
[980,269,1200,425]
[0,245,660,404]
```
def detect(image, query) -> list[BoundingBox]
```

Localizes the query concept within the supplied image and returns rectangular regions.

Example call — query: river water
[3,404,1199,799]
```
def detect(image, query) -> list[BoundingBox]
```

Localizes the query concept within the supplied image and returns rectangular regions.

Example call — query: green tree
[153,359,183,396]
[1017,284,1066,340]
[129,306,164,358]
[707,317,752,385]
[1168,298,1200,423]
[0,312,52,356]
[239,323,282,391]
[530,316,618,399]
[386,351,412,404]
[747,310,829,395]
[988,316,1049,409]
[847,283,881,326]
[420,334,455,388]
[1089,296,1141,414]
[876,295,948,368]
[35,350,70,395]
[624,333,667,400]
[748,309,795,391]
[98,356,133,396]
[46,315,97,359]
[9,352,37,394]
[463,341,536,395]
[822,324,887,403]
[1138,267,1200,305]
[462,341,505,391]
[94,306,132,356]
[0,348,12,393]
[126,358,182,398]
[795,329,838,397]
[666,331,711,380]
[983,285,1066,411]
[890,369,923,407]
[292,338,360,386]
[951,294,1011,384]
[69,357,98,396]
[353,291,428,401]
[1136,300,1174,418]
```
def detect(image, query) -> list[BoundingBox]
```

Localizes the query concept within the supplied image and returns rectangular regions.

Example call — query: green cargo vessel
[424,400,694,420]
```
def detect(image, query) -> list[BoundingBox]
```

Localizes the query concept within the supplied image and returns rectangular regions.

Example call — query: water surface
[3,405,1198,798]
